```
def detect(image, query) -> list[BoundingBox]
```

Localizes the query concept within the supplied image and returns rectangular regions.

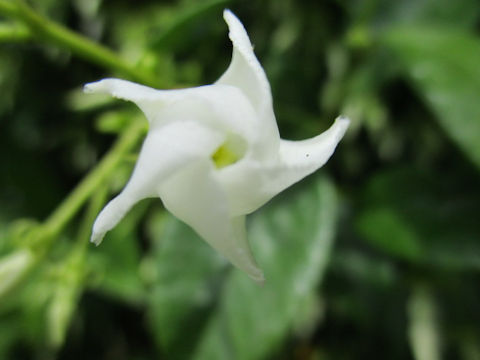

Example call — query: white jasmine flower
[85,10,349,283]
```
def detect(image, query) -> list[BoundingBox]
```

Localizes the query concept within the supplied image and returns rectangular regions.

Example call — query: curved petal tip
[83,79,109,94]
[250,270,265,286]
[335,115,350,126]
[223,9,252,50]
[90,230,105,246]
[223,9,237,26]
[333,115,351,138]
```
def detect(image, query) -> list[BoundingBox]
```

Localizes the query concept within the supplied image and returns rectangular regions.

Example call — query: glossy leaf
[146,209,226,359]
[356,166,480,269]
[383,27,480,168]
[147,177,337,360]
[194,176,338,360]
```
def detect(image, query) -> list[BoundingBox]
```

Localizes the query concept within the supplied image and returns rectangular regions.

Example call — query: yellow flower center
[211,134,246,169]
[212,143,239,169]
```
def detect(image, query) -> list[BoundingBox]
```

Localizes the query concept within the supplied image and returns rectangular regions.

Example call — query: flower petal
[215,116,349,216]
[85,79,262,150]
[91,121,224,245]
[84,78,171,122]
[213,15,349,217]
[216,158,272,216]
[158,159,264,283]
[217,10,279,158]
[270,116,350,194]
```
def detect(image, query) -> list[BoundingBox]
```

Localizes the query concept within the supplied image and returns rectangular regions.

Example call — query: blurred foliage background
[0,0,479,359]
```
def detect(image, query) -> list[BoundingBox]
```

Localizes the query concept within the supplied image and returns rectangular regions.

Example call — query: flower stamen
[212,143,240,169]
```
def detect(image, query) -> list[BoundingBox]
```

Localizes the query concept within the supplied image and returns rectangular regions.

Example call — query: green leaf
[146,177,338,360]
[383,27,480,168]
[194,176,338,360]
[356,208,423,262]
[356,166,480,269]
[146,209,226,359]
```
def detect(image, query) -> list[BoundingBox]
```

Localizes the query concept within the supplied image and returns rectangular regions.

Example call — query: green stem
[0,22,31,42]
[45,189,108,349]
[0,0,159,87]
[0,1,154,298]
[41,119,146,244]
[0,120,144,300]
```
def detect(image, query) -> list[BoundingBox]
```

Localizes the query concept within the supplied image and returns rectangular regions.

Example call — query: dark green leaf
[383,27,480,168]
[356,166,480,269]
[194,176,338,360]
[356,208,423,262]
[146,209,226,359]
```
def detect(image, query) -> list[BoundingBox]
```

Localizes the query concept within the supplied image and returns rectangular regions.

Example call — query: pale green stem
[0,0,150,244]
[0,22,31,42]
[0,0,154,298]
[40,120,146,246]
[46,188,108,349]
[0,120,145,299]
[0,0,159,87]
[49,187,108,345]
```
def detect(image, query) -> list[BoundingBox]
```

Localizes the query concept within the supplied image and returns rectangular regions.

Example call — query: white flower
[85,10,349,283]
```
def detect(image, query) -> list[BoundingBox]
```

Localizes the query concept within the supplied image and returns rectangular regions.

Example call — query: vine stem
[41,119,146,244]
[0,0,159,87]
[0,120,145,299]
[0,23,31,42]
[0,0,152,238]
[0,1,155,298]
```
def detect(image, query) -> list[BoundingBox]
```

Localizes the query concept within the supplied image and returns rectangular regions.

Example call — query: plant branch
[0,22,31,42]
[0,0,159,87]
[41,119,146,244]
